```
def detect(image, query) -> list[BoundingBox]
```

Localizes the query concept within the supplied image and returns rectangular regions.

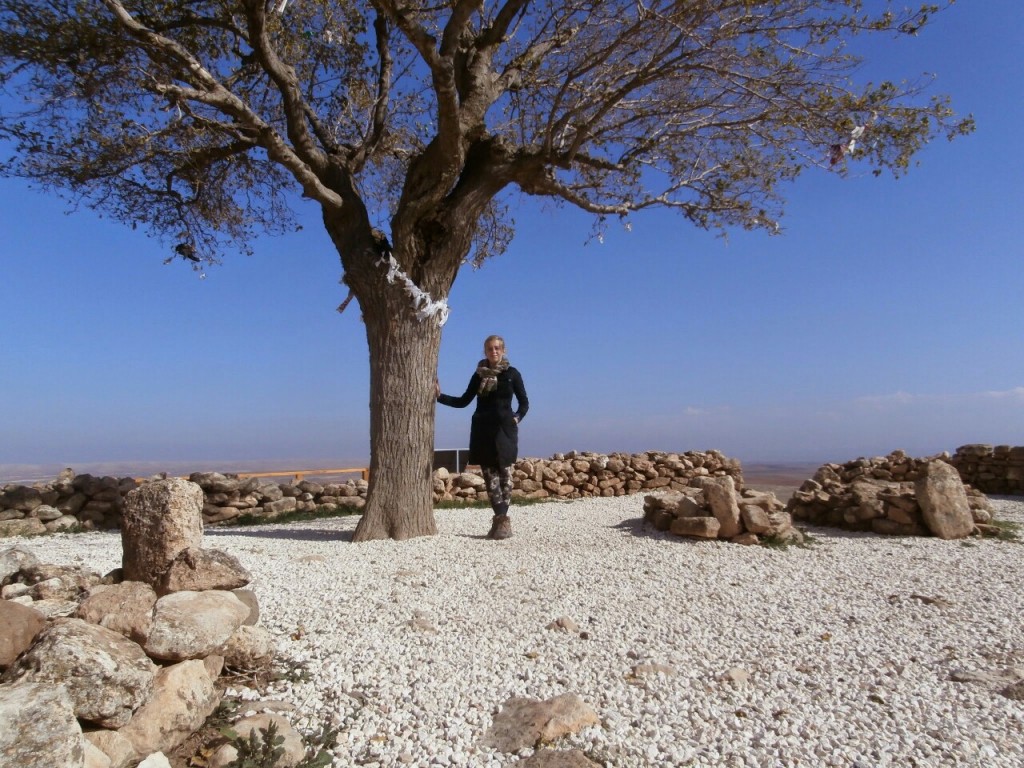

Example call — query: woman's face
[484,339,505,365]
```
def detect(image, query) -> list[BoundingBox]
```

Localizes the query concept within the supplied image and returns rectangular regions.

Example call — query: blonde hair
[483,335,505,352]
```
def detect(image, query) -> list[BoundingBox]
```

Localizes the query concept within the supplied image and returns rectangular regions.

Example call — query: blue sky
[2,1,1022,480]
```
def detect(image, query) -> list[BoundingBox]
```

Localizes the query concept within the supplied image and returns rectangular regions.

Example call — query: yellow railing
[235,468,370,483]
[136,467,370,483]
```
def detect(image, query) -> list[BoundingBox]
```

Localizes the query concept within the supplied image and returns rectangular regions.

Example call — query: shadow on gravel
[609,517,700,543]
[204,528,354,542]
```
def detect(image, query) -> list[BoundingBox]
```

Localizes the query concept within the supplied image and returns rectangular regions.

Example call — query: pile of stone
[0,478,284,768]
[949,444,1024,495]
[785,451,997,538]
[0,450,743,534]
[642,476,801,544]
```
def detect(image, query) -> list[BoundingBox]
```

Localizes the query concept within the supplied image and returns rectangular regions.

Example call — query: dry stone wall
[949,444,1024,495]
[785,451,998,538]
[0,450,743,534]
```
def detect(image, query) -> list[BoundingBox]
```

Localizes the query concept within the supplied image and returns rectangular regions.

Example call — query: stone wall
[785,451,997,537]
[0,450,743,534]
[949,444,1024,495]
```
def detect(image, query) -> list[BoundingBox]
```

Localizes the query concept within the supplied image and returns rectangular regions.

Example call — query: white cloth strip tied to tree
[377,252,450,326]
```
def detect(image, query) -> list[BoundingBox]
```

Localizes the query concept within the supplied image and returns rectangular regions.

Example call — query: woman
[436,335,529,539]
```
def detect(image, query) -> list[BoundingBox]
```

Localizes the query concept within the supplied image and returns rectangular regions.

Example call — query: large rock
[0,680,86,768]
[76,582,158,645]
[157,547,251,595]
[232,588,260,626]
[84,739,113,768]
[0,600,46,667]
[0,518,47,537]
[2,618,156,728]
[118,660,220,758]
[22,562,103,599]
[144,590,250,661]
[483,693,599,753]
[916,460,974,540]
[218,625,276,671]
[84,730,136,768]
[739,504,771,535]
[31,504,63,522]
[669,516,720,539]
[263,497,298,517]
[700,476,742,538]
[0,545,39,585]
[121,479,204,587]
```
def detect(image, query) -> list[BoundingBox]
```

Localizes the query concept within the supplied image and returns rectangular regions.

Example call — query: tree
[0,1,972,540]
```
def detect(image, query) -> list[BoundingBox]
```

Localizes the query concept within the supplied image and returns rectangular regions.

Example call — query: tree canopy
[1,1,971,266]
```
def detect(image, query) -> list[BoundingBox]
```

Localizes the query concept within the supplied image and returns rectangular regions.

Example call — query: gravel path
[9,496,1024,767]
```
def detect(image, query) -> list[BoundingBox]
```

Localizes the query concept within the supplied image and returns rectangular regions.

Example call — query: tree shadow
[203,527,355,543]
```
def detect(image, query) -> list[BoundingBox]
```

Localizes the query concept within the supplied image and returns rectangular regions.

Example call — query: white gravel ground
[9,496,1024,767]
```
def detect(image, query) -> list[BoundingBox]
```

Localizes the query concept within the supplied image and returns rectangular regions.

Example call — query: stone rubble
[786,450,998,537]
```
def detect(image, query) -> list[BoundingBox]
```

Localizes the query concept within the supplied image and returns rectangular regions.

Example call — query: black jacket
[437,364,529,468]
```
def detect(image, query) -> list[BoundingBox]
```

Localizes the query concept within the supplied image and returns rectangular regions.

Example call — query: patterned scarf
[476,357,510,395]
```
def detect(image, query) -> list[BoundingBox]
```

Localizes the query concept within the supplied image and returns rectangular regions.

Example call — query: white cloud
[853,387,1024,410]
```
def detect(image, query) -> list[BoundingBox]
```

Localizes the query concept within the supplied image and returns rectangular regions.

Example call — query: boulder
[31,504,63,522]
[916,460,974,539]
[0,600,46,667]
[121,479,204,587]
[232,588,260,626]
[669,516,720,539]
[83,730,136,768]
[739,504,771,535]
[136,753,172,768]
[157,547,251,595]
[118,660,220,759]
[0,680,86,768]
[263,497,297,517]
[0,518,47,537]
[76,582,158,645]
[84,739,113,768]
[1,546,40,585]
[483,693,599,753]
[700,476,742,538]
[218,625,276,671]
[144,590,250,661]
[2,618,156,728]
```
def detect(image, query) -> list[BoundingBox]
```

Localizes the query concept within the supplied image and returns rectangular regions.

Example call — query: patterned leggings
[481,465,513,516]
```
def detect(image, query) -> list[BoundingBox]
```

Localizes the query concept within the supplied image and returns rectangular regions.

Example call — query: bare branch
[100,0,342,209]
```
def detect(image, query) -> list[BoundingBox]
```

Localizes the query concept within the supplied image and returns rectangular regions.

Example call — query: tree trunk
[351,284,442,542]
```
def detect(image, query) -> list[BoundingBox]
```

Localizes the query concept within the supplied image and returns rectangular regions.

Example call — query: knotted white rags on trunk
[376,252,450,325]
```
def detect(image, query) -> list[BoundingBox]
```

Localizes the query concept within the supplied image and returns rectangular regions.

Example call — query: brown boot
[487,514,512,540]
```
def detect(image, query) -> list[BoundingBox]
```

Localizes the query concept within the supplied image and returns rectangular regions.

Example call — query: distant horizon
[0,441,996,485]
